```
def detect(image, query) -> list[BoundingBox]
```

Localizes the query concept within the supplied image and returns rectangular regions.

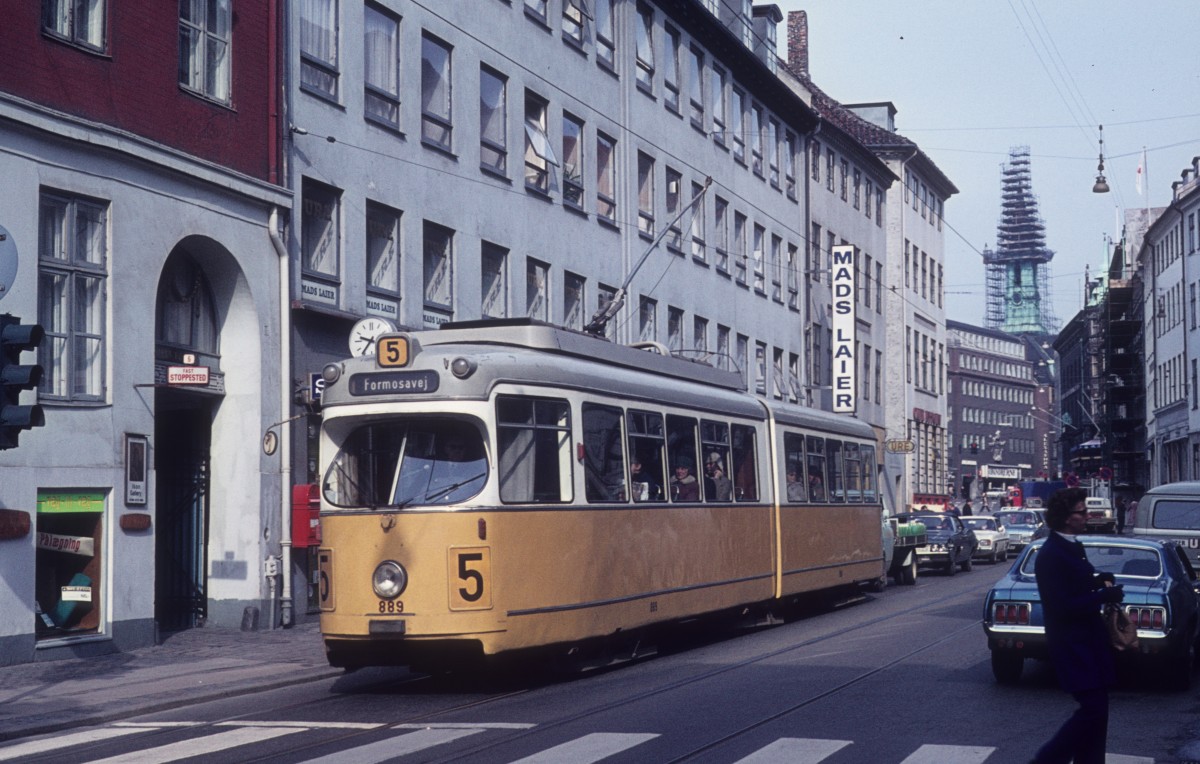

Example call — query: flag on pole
[1135,149,1146,196]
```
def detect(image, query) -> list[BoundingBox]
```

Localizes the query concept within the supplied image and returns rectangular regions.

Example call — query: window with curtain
[366,201,400,295]
[43,0,107,51]
[423,221,453,310]
[596,132,616,222]
[562,114,584,208]
[421,34,453,150]
[364,3,399,127]
[179,0,231,103]
[302,179,340,278]
[300,0,339,98]
[480,241,508,319]
[480,66,507,174]
[38,192,108,402]
[497,396,572,504]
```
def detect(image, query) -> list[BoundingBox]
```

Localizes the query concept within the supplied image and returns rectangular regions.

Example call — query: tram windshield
[323,419,488,508]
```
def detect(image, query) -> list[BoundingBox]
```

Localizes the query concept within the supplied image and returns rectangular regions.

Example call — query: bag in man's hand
[1104,603,1139,651]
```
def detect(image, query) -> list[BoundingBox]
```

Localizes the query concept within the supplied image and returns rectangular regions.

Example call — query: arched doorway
[154,249,221,632]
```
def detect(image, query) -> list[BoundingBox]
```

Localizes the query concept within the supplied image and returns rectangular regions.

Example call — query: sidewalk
[0,620,342,742]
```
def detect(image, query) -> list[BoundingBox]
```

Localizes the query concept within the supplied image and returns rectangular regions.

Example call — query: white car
[962,515,1011,563]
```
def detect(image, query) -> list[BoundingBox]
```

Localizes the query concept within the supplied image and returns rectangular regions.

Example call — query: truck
[884,516,928,585]
[1015,480,1067,509]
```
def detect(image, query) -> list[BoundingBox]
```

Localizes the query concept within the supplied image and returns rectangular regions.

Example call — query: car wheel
[902,557,918,585]
[989,550,999,564]
[945,557,957,576]
[991,650,1023,684]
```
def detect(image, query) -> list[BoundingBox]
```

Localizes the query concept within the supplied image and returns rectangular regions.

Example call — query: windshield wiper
[424,472,488,503]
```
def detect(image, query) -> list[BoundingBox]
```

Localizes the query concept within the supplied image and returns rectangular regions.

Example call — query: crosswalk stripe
[732,737,853,763]
[899,744,996,764]
[506,732,659,764]
[394,722,537,729]
[1106,756,1155,764]
[216,720,384,729]
[297,728,485,764]
[0,728,152,762]
[83,726,304,764]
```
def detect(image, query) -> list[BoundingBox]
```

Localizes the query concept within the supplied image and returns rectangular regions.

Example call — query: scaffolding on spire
[983,147,1058,335]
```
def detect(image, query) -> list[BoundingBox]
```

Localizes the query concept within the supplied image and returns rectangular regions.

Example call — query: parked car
[1131,481,1200,571]
[994,509,1045,550]
[982,536,1200,690]
[962,515,1011,563]
[1085,496,1117,533]
[898,512,977,575]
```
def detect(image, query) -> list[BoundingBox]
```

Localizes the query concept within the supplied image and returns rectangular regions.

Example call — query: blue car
[982,536,1200,690]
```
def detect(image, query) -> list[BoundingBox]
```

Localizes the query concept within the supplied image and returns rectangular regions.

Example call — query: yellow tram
[316,320,883,669]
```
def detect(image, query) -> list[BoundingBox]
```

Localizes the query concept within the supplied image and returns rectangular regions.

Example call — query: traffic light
[1,314,45,450]
[970,442,979,455]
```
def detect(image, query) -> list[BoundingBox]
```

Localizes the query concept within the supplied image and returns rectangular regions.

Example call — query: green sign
[37,490,107,514]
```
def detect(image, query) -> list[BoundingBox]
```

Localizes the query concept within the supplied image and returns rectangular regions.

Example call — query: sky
[772,0,1200,328]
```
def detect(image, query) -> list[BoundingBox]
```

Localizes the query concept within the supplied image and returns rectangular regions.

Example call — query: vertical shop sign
[830,244,856,413]
[125,434,148,506]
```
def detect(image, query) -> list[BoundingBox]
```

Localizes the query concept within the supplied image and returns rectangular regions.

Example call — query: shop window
[35,490,106,639]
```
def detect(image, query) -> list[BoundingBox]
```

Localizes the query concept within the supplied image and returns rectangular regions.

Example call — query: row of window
[807,225,885,316]
[957,352,1032,380]
[904,240,944,308]
[904,169,944,232]
[809,141,884,225]
[906,327,946,396]
[1154,352,1187,410]
[44,0,232,103]
[957,380,1034,405]
[1150,209,1196,278]
[950,331,1026,360]
[959,408,1033,430]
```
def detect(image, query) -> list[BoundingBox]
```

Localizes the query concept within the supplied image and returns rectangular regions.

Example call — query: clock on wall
[348,316,396,357]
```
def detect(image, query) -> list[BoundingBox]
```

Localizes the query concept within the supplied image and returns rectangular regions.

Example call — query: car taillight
[1152,610,1164,630]
[1125,606,1167,631]
[993,602,1030,625]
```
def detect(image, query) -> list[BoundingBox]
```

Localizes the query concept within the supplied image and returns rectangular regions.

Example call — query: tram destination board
[348,370,439,396]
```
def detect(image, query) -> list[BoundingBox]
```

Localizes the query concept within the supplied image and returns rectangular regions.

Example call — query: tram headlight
[450,356,477,379]
[322,362,343,385]
[372,560,408,599]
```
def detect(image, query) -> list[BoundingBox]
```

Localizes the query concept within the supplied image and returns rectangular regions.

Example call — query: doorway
[154,390,212,632]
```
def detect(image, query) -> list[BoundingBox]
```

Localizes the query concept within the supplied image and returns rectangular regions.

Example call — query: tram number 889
[378,599,404,614]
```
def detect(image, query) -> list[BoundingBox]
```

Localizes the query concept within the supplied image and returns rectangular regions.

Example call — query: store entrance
[155,390,212,632]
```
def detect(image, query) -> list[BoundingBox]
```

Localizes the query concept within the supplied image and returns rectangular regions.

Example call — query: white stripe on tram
[732,737,853,763]
[0,727,153,762]
[84,726,303,764]
[506,732,660,764]
[899,744,996,764]
[296,727,485,764]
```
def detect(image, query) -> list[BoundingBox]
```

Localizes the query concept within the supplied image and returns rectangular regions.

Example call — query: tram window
[844,442,862,503]
[783,432,806,503]
[323,420,488,508]
[497,396,573,503]
[827,439,845,503]
[666,415,700,502]
[861,445,877,502]
[700,419,732,503]
[626,410,666,502]
[583,403,627,503]
[731,424,758,502]
[806,436,827,502]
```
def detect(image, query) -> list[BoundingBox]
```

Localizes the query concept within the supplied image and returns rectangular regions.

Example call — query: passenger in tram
[808,472,825,501]
[670,459,700,501]
[704,452,733,501]
[786,467,806,502]
[629,457,660,502]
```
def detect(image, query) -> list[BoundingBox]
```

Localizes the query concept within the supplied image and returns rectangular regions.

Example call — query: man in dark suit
[1031,487,1124,764]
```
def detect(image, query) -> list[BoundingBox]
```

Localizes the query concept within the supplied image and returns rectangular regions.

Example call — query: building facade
[947,321,1038,508]
[0,2,289,663]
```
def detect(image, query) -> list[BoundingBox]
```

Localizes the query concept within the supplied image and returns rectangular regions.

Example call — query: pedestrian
[1115,495,1127,534]
[1126,497,1139,530]
[1030,486,1124,764]
[961,500,973,516]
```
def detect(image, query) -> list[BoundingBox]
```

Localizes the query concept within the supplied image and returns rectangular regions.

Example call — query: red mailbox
[291,483,321,547]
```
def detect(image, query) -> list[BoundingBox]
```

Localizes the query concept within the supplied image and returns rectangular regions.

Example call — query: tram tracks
[24,576,989,763]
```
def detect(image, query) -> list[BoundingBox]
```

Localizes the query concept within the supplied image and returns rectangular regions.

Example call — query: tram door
[155,390,213,632]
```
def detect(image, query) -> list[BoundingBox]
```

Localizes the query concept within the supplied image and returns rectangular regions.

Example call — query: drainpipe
[269,207,294,628]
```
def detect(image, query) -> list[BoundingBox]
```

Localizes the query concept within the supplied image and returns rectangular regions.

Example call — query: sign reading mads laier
[830,244,856,413]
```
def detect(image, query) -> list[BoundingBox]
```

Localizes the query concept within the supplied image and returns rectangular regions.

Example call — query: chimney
[787,10,808,78]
